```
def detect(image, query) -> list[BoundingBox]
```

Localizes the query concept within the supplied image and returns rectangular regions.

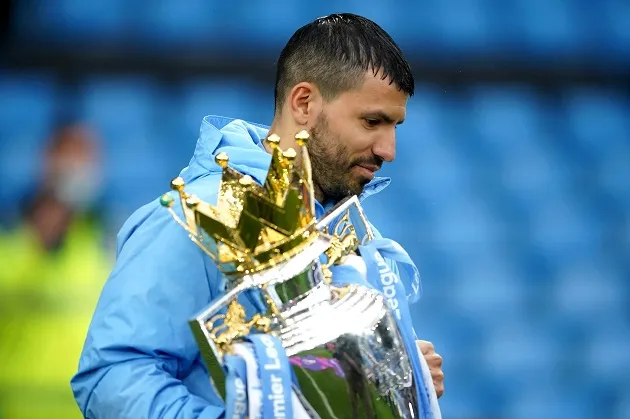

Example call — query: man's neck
[313,184,325,204]
[266,119,300,150]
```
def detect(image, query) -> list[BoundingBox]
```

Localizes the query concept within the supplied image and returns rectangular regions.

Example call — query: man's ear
[287,82,323,126]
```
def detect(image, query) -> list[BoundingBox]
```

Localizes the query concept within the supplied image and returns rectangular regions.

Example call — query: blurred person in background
[71,13,443,418]
[0,121,111,419]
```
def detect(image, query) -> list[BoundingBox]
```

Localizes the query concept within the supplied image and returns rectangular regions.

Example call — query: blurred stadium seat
[10,0,630,65]
[76,76,172,228]
[602,0,630,60]
[506,382,598,419]
[513,0,584,55]
[177,78,274,136]
[12,0,131,43]
[131,0,219,46]
[0,72,57,224]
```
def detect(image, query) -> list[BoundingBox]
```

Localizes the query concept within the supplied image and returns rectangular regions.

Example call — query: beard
[307,112,376,203]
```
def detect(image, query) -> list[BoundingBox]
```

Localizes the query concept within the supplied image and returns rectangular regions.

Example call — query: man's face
[307,72,408,203]
[45,124,103,211]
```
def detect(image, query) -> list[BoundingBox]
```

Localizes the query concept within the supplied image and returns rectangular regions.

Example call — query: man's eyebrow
[364,110,405,125]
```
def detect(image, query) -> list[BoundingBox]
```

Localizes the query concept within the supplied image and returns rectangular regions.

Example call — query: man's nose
[372,132,396,163]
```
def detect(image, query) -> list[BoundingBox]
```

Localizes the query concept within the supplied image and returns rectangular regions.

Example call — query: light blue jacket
[71,116,398,419]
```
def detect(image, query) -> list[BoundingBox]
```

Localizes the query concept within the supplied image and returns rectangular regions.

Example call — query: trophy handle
[316,196,375,282]
[188,282,252,400]
[187,234,333,401]
[316,195,375,245]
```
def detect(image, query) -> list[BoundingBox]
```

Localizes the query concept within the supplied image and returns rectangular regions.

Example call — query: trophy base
[276,284,418,419]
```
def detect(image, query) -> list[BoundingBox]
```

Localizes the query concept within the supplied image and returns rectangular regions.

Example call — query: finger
[425,353,442,368]
[430,367,443,383]
[433,370,445,398]
[432,369,444,382]
[416,340,434,355]
[428,353,443,368]
[435,383,444,398]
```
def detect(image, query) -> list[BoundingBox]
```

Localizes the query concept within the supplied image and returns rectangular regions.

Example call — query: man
[0,122,110,419]
[72,13,443,418]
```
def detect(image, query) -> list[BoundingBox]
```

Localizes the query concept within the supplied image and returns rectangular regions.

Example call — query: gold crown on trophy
[159,130,319,276]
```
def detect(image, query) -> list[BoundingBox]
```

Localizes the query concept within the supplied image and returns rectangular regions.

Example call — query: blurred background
[0,1,628,418]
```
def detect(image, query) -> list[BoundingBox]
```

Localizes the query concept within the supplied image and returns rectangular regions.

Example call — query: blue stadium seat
[602,0,630,60]
[0,73,57,222]
[14,0,130,42]
[527,193,601,265]
[405,142,470,203]
[77,76,171,211]
[500,141,571,204]
[131,0,221,47]
[564,87,630,212]
[564,88,630,194]
[0,72,56,141]
[413,306,486,372]
[616,391,630,419]
[231,1,309,47]
[512,0,585,56]
[481,321,563,387]
[79,76,160,140]
[428,0,492,53]
[564,88,630,155]
[150,78,278,200]
[467,84,547,154]
[467,85,575,204]
[597,147,630,212]
[395,93,470,200]
[583,324,630,388]
[363,1,439,52]
[440,374,506,418]
[482,0,531,54]
[552,258,626,331]
[426,192,501,255]
[449,254,527,321]
[177,79,274,136]
[506,382,597,419]
[396,85,446,151]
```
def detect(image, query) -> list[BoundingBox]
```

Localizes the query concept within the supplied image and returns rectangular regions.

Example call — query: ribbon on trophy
[362,238,423,304]
[330,237,441,419]
[224,334,312,419]
[223,354,248,419]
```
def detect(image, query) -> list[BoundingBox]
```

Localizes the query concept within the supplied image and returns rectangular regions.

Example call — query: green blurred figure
[0,123,112,419]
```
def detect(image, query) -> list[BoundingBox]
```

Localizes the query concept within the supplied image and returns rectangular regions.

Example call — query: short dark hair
[274,13,415,113]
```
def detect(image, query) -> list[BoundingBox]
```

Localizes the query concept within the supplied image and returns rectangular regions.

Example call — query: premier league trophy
[160,131,422,418]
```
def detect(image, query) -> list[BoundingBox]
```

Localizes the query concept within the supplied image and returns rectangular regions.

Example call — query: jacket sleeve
[71,201,225,419]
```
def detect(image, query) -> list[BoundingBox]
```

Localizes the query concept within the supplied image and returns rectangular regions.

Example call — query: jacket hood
[179,115,391,202]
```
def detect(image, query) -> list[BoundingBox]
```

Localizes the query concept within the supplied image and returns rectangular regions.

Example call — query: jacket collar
[182,115,391,203]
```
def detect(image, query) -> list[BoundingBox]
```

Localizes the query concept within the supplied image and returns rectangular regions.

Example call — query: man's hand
[417,340,444,398]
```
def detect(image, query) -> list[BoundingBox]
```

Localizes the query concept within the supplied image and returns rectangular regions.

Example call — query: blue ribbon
[328,238,432,419]
[362,238,422,304]
[358,239,432,419]
[224,354,249,419]
[245,334,294,419]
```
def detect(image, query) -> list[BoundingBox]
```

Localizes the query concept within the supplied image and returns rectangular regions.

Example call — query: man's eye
[365,119,380,127]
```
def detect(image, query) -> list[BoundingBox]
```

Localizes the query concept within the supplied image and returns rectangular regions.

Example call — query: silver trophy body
[188,197,420,418]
